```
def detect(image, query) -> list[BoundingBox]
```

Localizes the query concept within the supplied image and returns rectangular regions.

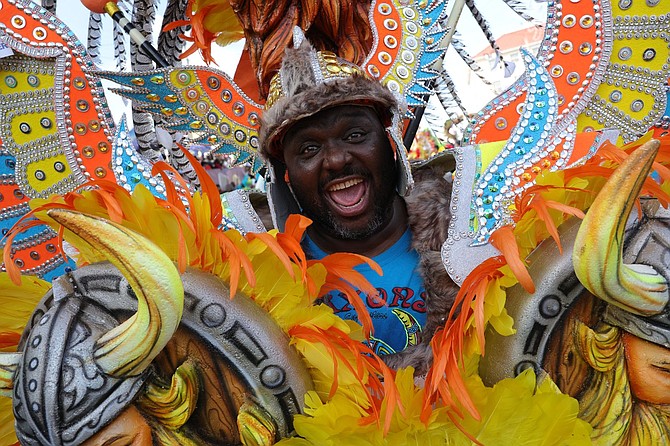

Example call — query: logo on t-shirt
[322,287,426,354]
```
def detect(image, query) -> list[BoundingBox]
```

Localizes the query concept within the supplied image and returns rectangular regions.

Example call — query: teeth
[328,178,362,191]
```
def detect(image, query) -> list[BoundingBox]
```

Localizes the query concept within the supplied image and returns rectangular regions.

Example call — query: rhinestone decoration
[618,47,632,61]
[0,11,112,203]
[39,117,52,129]
[111,119,165,196]
[207,76,220,90]
[609,90,622,102]
[73,77,86,90]
[562,15,576,28]
[471,50,559,244]
[468,0,670,149]
[0,5,105,281]
[642,48,656,61]
[579,15,594,28]
[559,41,573,54]
[578,42,592,56]
[566,72,580,85]
[363,0,451,115]
[5,75,17,88]
[207,112,219,125]
[630,99,644,112]
[495,117,507,130]
[11,15,26,29]
[27,74,39,87]
[32,26,47,41]
[177,71,191,85]
[580,10,670,143]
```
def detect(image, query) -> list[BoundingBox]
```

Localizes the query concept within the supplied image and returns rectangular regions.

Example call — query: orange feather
[180,144,223,225]
[490,226,534,293]
[422,257,505,423]
[289,324,401,433]
[246,231,295,279]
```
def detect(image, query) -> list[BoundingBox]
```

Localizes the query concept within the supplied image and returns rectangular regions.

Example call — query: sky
[55,0,547,124]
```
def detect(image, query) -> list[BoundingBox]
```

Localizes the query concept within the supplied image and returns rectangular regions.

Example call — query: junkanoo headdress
[99,0,451,229]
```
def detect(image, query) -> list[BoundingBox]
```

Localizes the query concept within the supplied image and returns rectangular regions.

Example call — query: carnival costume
[0,0,669,445]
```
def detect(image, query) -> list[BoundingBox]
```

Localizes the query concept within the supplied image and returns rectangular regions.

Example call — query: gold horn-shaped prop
[48,209,184,378]
[573,140,669,315]
[0,353,21,396]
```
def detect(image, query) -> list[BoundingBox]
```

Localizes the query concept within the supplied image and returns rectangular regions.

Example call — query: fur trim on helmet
[260,75,403,161]
[258,35,406,161]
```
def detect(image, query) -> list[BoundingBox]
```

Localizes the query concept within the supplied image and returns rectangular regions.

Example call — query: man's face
[282,105,397,240]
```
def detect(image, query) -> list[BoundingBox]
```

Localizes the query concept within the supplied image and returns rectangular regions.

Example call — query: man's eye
[346,131,365,141]
[300,144,319,154]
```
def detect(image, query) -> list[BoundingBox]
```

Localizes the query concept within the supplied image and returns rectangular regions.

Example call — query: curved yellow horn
[573,139,669,316]
[0,353,21,396]
[48,209,184,377]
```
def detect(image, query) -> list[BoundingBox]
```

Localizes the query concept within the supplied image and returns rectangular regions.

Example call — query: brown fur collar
[382,165,457,374]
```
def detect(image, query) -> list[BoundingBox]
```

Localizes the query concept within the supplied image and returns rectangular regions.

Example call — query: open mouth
[326,177,369,217]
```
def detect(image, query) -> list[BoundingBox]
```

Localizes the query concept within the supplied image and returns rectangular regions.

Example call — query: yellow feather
[0,397,17,446]
[291,338,367,387]
[453,369,592,445]
[0,273,49,337]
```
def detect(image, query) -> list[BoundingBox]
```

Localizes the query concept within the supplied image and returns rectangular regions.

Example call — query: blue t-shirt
[304,230,426,355]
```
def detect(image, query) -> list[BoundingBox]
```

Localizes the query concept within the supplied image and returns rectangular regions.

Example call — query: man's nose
[322,143,352,170]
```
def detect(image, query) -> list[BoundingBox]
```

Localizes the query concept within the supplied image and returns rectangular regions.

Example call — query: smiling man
[253,29,458,370]
[282,105,404,256]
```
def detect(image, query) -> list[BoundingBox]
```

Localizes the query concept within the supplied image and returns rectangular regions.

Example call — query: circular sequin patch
[643,48,656,61]
[631,99,644,112]
[618,47,632,61]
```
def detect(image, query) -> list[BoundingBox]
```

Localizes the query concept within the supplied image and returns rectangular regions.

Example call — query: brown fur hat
[259,35,403,162]
[260,28,413,230]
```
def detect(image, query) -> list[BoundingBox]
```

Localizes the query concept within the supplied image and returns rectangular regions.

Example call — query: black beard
[292,166,397,240]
